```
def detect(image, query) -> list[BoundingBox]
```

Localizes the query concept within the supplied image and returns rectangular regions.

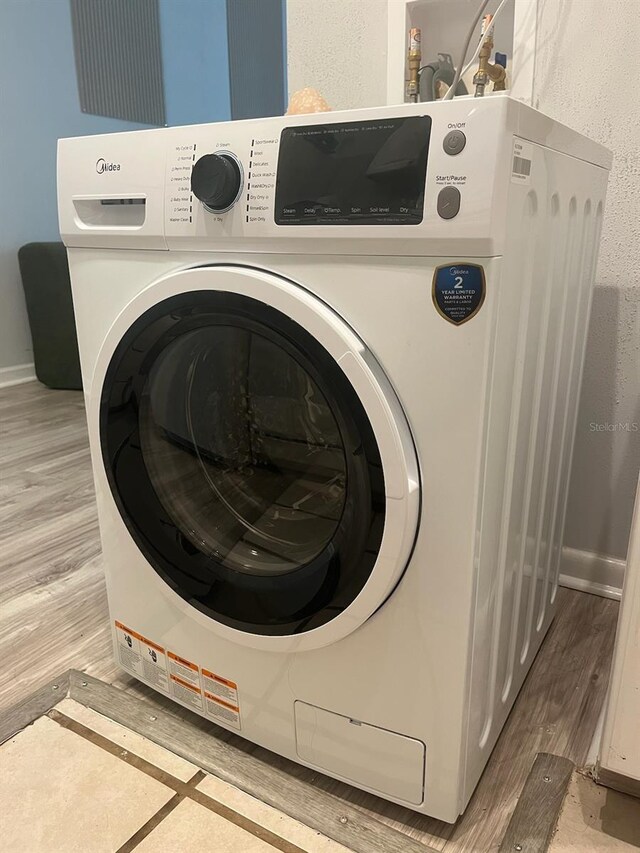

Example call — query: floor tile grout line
[115,792,184,853]
[47,707,190,787]
[47,709,309,853]
[187,768,208,787]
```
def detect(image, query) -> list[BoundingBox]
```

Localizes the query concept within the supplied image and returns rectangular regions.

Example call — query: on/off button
[437,186,461,219]
[443,130,466,155]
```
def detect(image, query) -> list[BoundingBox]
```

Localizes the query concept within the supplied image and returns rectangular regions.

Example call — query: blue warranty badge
[432,263,486,326]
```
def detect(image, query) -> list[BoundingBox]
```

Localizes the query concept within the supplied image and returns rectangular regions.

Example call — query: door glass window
[139,327,347,575]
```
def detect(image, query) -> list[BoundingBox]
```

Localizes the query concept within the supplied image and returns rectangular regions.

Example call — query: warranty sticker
[432,263,486,326]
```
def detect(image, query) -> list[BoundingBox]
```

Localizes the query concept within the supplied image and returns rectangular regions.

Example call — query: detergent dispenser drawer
[294,701,425,804]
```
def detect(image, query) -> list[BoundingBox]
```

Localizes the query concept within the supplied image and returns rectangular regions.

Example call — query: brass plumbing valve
[473,15,507,97]
[406,28,421,103]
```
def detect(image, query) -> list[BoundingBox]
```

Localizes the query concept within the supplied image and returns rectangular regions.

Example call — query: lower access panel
[294,701,425,804]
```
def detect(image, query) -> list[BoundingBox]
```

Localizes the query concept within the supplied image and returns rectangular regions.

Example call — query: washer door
[97,266,419,651]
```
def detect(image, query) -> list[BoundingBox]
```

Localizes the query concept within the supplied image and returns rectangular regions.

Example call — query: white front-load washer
[57,97,610,822]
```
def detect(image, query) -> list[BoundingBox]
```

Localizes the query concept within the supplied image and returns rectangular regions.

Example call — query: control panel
[58,99,513,253]
[164,107,482,240]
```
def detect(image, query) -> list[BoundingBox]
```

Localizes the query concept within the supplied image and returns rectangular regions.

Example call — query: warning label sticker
[169,673,204,711]
[202,668,241,729]
[114,621,168,692]
[113,622,241,729]
[204,691,241,729]
[167,651,199,687]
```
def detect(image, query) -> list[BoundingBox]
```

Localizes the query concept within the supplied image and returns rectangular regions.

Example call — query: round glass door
[101,290,386,636]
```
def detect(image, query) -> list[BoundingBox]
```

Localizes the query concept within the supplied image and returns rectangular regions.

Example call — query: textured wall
[534,0,640,558]
[285,0,640,559]
[285,0,388,110]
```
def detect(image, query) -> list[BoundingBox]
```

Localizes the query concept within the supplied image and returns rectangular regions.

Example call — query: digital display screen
[274,116,431,226]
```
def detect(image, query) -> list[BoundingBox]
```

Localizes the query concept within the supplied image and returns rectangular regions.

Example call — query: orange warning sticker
[115,621,165,653]
[170,673,204,711]
[205,693,238,712]
[204,691,241,729]
[202,668,241,729]
[202,668,237,690]
[113,621,241,729]
[167,651,198,671]
[167,651,200,687]
[170,674,199,692]
[114,621,168,692]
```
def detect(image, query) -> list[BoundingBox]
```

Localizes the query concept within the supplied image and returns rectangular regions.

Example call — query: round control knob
[191,153,242,212]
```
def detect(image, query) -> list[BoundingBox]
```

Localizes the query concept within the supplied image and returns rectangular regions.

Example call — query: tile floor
[0,698,351,853]
[2,687,640,852]
[550,773,640,853]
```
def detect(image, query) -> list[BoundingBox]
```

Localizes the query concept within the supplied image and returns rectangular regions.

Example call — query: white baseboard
[0,363,36,389]
[559,546,626,600]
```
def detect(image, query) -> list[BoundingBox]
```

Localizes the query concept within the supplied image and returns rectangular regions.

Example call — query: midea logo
[96,158,121,174]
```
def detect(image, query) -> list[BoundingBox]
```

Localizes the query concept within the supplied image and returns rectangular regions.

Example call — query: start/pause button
[437,186,461,219]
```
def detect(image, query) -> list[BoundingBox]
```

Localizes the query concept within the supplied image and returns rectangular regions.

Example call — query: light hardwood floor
[0,380,621,852]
